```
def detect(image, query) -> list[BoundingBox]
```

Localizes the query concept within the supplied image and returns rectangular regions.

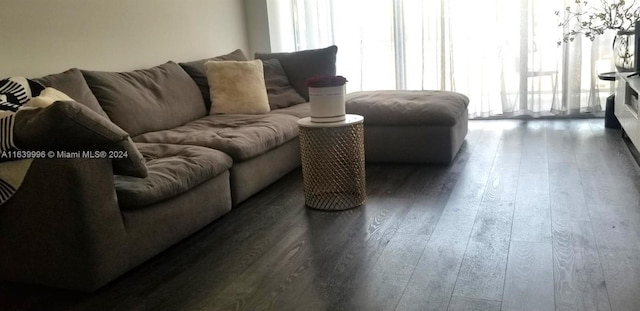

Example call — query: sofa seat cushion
[345,90,469,126]
[115,143,232,208]
[270,102,310,118]
[133,114,299,161]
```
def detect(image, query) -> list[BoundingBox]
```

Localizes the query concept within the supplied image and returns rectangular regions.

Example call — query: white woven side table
[298,114,366,210]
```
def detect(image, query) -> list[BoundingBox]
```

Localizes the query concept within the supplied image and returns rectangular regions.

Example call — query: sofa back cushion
[82,61,206,137]
[255,45,337,101]
[34,68,109,118]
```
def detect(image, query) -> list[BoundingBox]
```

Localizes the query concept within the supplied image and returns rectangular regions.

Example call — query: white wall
[0,0,249,77]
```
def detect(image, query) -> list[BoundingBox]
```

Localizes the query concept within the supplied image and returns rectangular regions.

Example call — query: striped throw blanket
[0,77,43,204]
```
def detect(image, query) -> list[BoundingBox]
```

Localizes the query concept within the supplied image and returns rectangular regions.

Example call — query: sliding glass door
[268,0,616,118]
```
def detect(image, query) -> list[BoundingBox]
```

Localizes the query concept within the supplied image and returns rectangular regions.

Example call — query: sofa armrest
[0,158,129,291]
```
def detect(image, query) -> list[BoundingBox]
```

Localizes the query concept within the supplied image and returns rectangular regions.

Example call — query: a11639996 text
[0,150,128,160]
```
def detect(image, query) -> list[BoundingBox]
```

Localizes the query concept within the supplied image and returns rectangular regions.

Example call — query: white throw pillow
[205,60,270,114]
[23,87,73,109]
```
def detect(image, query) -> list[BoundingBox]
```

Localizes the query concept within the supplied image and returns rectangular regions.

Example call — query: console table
[298,114,366,210]
[615,72,640,159]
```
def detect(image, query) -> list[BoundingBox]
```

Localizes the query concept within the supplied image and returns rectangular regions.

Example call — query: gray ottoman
[345,90,469,164]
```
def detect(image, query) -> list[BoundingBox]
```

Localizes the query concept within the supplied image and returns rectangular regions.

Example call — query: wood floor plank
[502,241,555,311]
[448,296,501,311]
[365,165,416,197]
[519,151,549,176]
[317,197,414,289]
[381,165,438,199]
[589,203,640,252]
[452,152,518,301]
[581,173,640,208]
[511,173,551,243]
[441,152,494,216]
[519,121,548,175]
[203,225,312,311]
[398,166,460,235]
[552,219,611,311]
[400,145,475,233]
[453,198,515,300]
[298,198,417,310]
[263,208,378,310]
[576,152,612,177]
[245,200,385,311]
[453,239,510,302]
[398,195,446,236]
[395,213,477,311]
[598,248,640,311]
[341,272,409,311]
[442,121,504,217]
[548,162,590,221]
[546,122,578,164]
[337,234,430,311]
[481,154,521,204]
[371,233,431,277]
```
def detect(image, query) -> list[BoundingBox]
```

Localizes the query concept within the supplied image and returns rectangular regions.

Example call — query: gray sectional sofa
[0,48,329,292]
[0,46,469,292]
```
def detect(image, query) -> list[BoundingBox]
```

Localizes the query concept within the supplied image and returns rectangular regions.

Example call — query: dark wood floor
[1,119,640,311]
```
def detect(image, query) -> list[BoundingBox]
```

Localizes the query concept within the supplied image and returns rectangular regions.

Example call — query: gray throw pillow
[255,45,338,101]
[13,100,148,178]
[262,59,306,109]
[34,68,109,118]
[179,49,248,111]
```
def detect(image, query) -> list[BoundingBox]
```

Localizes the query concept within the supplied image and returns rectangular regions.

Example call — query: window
[268,0,616,117]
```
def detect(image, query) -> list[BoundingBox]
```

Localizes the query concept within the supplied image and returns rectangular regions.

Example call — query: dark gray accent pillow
[179,49,248,111]
[262,59,306,109]
[255,45,338,101]
[34,68,109,118]
[82,61,207,137]
[13,100,148,178]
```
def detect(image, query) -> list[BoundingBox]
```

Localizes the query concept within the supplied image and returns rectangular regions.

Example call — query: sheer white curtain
[268,0,617,118]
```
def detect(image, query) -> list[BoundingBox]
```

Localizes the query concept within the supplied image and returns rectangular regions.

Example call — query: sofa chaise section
[346,90,469,164]
[0,158,129,291]
[0,141,234,291]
